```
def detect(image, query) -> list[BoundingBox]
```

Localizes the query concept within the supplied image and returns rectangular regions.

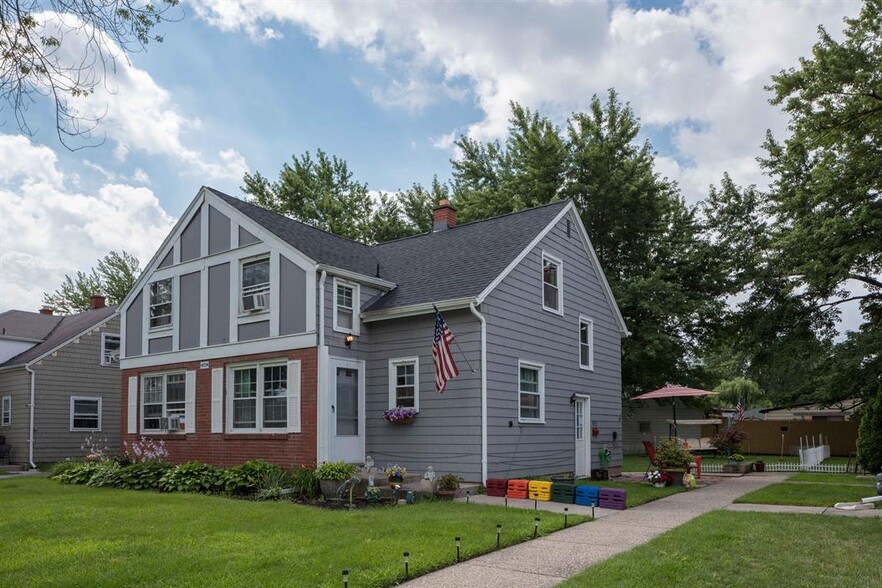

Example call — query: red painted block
[486,478,508,497]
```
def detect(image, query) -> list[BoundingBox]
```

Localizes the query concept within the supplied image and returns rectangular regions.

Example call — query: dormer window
[149,279,172,329]
[542,252,563,314]
[333,278,359,335]
[241,257,270,313]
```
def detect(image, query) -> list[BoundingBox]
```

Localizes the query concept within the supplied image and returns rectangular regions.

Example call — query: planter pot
[388,417,414,425]
[320,479,343,500]
[754,462,766,473]
[436,489,457,500]
[591,469,609,481]
[389,475,404,485]
[662,469,685,486]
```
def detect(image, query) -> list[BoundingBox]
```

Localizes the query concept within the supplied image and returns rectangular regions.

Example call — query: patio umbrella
[631,386,718,438]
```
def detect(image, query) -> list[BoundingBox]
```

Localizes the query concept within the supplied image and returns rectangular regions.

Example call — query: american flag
[736,400,745,421]
[433,307,459,393]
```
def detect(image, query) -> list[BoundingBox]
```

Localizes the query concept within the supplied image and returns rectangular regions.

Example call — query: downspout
[469,302,488,484]
[25,364,36,468]
[317,271,327,463]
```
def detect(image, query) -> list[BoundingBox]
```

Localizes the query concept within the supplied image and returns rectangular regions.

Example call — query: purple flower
[383,407,417,423]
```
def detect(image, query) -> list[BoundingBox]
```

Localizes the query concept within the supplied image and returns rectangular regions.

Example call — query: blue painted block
[575,485,600,507]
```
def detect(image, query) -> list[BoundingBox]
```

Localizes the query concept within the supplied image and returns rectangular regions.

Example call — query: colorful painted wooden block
[486,478,508,497]
[575,484,600,507]
[599,487,627,510]
[506,479,529,499]
[528,480,552,501]
[551,482,576,504]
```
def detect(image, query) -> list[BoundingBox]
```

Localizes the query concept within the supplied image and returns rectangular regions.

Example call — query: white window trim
[70,396,103,432]
[141,371,186,432]
[1,396,10,426]
[578,315,594,371]
[517,359,545,424]
[239,254,271,316]
[541,252,564,316]
[388,357,420,412]
[148,278,174,332]
[226,360,288,433]
[101,332,121,366]
[332,277,360,335]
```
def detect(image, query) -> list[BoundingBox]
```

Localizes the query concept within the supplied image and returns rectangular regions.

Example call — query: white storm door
[329,358,365,463]
[575,397,591,477]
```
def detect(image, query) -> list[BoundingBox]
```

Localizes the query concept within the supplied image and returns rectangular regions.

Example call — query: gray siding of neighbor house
[208,205,231,255]
[239,226,260,246]
[238,321,269,341]
[179,271,201,350]
[207,263,230,345]
[27,316,121,463]
[482,209,623,479]
[365,309,483,480]
[125,291,143,358]
[180,207,202,262]
[0,369,32,465]
[279,256,307,336]
[623,400,706,454]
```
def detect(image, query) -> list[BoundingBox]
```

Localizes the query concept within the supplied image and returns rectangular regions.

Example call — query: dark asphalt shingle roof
[207,187,569,313]
[0,306,117,368]
[0,310,62,340]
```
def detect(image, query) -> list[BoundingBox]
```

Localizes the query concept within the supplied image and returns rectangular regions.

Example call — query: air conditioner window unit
[243,292,269,312]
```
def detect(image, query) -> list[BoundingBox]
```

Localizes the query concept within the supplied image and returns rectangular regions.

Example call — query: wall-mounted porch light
[344,334,355,348]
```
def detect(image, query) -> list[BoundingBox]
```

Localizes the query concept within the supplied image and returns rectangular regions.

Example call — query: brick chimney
[433,199,457,232]
[89,294,107,310]
[39,306,54,315]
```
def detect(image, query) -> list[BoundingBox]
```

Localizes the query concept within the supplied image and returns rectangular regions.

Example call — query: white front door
[329,358,365,463]
[575,397,591,477]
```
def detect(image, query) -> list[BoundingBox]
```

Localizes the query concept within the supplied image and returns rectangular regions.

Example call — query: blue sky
[0,0,863,324]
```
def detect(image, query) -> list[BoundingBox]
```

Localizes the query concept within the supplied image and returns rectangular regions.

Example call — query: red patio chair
[642,440,659,481]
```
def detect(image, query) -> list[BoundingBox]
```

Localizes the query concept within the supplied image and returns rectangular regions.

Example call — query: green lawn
[575,478,684,507]
[560,511,882,587]
[735,474,877,507]
[0,477,587,587]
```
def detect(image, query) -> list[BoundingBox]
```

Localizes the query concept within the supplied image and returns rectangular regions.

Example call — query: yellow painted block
[528,480,553,501]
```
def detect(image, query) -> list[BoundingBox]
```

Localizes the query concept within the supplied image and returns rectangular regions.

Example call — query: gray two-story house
[118,187,627,481]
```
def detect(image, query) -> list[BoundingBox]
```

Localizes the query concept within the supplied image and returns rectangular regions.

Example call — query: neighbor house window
[579,316,593,370]
[389,357,419,411]
[149,279,173,329]
[230,363,287,431]
[333,278,359,334]
[542,253,563,313]
[70,397,102,431]
[639,421,651,434]
[1,396,10,426]
[101,333,120,366]
[241,257,270,312]
[518,361,545,423]
[142,373,185,430]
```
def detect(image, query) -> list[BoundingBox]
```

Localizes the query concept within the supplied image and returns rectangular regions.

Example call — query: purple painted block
[599,487,626,510]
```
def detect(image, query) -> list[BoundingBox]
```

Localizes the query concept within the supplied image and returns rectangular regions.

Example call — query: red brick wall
[120,348,317,469]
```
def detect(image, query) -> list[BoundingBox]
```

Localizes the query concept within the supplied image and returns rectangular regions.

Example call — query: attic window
[241,257,270,313]
[149,279,172,329]
[333,278,359,335]
[541,253,563,315]
[101,333,120,366]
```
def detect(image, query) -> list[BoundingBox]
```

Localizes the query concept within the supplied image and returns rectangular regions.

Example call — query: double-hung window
[70,397,102,431]
[142,373,185,430]
[101,333,120,365]
[241,257,270,312]
[579,316,594,370]
[1,396,10,426]
[334,278,359,334]
[518,361,545,423]
[389,357,419,411]
[231,363,287,431]
[149,279,173,329]
[542,253,563,314]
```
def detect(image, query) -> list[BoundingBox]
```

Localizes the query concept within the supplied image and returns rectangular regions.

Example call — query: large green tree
[43,250,140,314]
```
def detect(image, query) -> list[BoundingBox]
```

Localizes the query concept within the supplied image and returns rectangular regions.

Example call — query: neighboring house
[0,297,120,466]
[756,399,862,421]
[117,187,627,481]
[623,399,708,454]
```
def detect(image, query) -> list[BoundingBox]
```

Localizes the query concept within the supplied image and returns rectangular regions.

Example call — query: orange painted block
[506,479,529,499]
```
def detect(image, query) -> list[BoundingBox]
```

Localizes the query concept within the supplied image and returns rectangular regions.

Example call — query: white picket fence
[700,461,863,474]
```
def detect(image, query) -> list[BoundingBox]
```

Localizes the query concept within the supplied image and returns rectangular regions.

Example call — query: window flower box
[383,407,416,425]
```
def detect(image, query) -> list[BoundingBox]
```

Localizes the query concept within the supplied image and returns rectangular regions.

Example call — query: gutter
[25,364,36,469]
[469,302,488,484]
[362,297,476,323]
[317,270,327,463]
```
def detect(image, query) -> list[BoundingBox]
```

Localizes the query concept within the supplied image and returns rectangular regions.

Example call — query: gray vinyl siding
[25,316,121,463]
[179,272,201,350]
[148,337,173,354]
[207,263,231,345]
[238,321,269,341]
[208,206,231,255]
[323,278,384,362]
[623,401,705,454]
[158,249,174,269]
[239,226,259,246]
[482,209,623,478]
[180,206,202,262]
[125,291,143,357]
[365,309,482,480]
[279,256,307,335]
[0,369,31,464]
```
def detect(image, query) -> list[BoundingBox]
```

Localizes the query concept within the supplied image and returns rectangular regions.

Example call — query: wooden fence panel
[700,420,860,456]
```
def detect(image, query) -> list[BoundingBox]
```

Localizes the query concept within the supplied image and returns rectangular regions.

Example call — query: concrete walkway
[728,502,882,518]
[403,474,790,587]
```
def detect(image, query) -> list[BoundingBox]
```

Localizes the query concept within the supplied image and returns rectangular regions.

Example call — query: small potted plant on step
[384,463,407,484]
[437,474,463,500]
[592,445,612,480]
[655,438,693,486]
[315,461,358,501]
[647,469,669,488]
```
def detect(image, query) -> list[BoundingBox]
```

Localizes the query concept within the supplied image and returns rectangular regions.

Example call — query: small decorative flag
[736,400,745,421]
[433,307,460,393]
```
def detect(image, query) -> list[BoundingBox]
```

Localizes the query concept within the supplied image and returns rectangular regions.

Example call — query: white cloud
[189,0,859,202]
[0,135,175,312]
[31,12,249,184]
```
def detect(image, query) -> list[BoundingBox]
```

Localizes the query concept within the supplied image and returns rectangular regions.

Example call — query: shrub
[711,425,749,457]
[655,438,693,469]
[54,461,102,485]
[256,469,293,500]
[289,466,320,499]
[159,461,224,493]
[857,393,882,474]
[86,460,122,487]
[315,461,357,481]
[109,461,172,490]
[51,460,85,477]
[223,460,283,495]
[438,474,462,491]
